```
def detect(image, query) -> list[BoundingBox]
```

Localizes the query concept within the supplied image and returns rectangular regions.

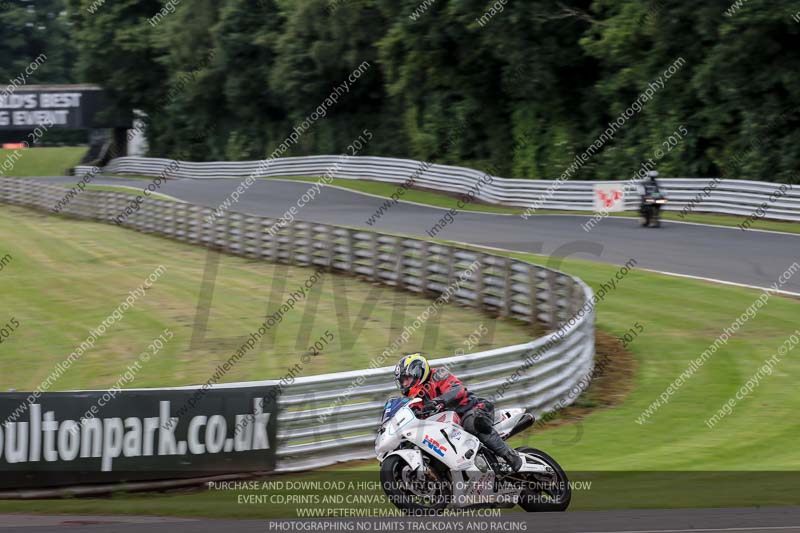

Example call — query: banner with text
[0,88,131,130]
[0,385,278,490]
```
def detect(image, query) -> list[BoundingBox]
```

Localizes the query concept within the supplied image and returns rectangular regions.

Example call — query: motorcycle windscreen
[381,397,410,423]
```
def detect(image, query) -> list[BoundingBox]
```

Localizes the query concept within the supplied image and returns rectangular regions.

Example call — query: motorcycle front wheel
[515,447,571,512]
[380,455,452,515]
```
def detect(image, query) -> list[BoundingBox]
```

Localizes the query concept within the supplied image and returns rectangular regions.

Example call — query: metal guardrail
[0,177,595,473]
[75,155,800,222]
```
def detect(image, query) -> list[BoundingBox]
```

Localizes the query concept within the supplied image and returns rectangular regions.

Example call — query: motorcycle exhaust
[505,413,535,440]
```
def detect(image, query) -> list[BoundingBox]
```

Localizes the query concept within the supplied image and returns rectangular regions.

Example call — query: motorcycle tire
[515,447,571,512]
[640,208,650,227]
[380,455,451,515]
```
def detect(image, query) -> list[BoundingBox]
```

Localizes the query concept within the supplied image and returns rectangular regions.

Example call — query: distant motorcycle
[640,192,668,227]
[375,397,571,514]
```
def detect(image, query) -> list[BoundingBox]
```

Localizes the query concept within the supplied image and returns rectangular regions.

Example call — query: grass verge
[0,147,86,177]
[0,205,533,391]
[503,250,800,473]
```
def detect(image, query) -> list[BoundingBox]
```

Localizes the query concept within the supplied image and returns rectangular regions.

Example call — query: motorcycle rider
[640,170,661,199]
[639,170,664,225]
[393,353,523,472]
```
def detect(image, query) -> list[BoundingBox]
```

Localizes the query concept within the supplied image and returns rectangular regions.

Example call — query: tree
[0,0,76,85]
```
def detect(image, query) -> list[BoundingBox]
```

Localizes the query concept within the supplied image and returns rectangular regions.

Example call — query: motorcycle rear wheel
[380,455,451,515]
[515,447,571,512]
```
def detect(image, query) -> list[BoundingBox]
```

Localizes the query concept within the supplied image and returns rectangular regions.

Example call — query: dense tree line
[7,0,800,181]
[0,0,75,85]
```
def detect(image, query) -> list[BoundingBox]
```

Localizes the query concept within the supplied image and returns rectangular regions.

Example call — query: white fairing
[375,402,549,508]
[408,413,481,471]
[375,404,418,458]
[383,448,424,472]
[492,407,527,438]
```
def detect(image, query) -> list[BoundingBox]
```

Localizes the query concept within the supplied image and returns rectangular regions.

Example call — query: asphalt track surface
[10,176,800,531]
[29,175,800,295]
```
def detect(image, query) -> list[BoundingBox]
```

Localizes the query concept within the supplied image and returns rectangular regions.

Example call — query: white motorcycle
[375,397,571,513]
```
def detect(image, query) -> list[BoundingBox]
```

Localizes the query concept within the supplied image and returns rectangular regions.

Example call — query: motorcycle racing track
[13,175,800,531]
[28,175,800,296]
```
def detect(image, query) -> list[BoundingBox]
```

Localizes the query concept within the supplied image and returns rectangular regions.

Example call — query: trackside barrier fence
[0,178,595,480]
[72,155,800,221]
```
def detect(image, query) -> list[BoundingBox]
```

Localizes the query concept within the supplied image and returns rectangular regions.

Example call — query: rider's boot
[503,450,523,473]
[482,430,523,473]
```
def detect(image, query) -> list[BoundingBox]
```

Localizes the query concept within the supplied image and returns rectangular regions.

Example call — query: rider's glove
[424,399,445,413]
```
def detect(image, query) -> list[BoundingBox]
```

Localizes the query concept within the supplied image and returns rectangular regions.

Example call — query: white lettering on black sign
[0,92,83,127]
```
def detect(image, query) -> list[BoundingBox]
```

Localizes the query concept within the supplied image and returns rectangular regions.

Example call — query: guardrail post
[501,257,513,318]
[346,229,355,272]
[446,245,455,285]
[548,269,560,330]
[303,222,313,266]
[289,223,297,265]
[308,222,315,266]
[528,264,540,330]
[220,213,233,255]
[269,219,281,264]
[395,238,406,289]
[474,253,485,310]
[371,232,380,282]
[248,215,262,258]
[420,240,430,295]
[324,225,335,272]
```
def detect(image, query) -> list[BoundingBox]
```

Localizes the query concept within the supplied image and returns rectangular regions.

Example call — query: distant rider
[640,170,662,199]
[393,353,523,472]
